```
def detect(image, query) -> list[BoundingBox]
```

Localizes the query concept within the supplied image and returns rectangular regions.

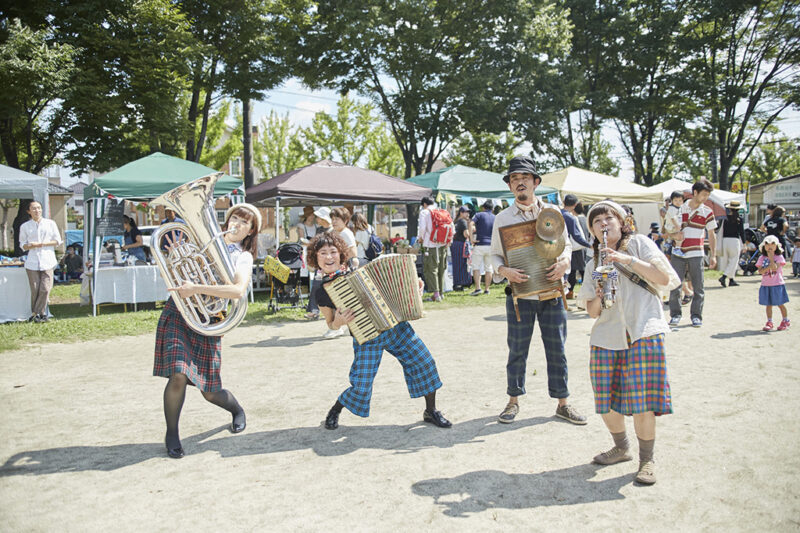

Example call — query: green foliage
[680,0,800,190]
[296,95,404,176]
[297,0,572,178]
[254,110,310,180]
[739,133,800,186]
[0,19,77,172]
[444,129,523,173]
[58,0,193,172]
[198,100,243,172]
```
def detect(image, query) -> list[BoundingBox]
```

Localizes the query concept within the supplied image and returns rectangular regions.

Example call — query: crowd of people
[9,157,795,491]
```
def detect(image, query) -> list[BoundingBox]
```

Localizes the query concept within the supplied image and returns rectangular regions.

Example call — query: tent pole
[275,198,281,248]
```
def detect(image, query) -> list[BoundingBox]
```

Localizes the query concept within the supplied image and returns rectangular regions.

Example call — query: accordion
[323,254,424,344]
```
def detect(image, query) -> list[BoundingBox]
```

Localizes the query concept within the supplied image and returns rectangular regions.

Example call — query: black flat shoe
[727,279,739,287]
[325,408,340,430]
[423,409,452,428]
[165,438,185,459]
[231,411,246,434]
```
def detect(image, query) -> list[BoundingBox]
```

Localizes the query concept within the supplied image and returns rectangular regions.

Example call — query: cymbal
[536,209,565,241]
[532,234,566,259]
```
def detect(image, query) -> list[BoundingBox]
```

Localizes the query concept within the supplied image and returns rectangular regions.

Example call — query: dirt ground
[1,273,799,532]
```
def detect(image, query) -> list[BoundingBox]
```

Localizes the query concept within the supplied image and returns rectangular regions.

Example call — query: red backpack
[429,208,454,245]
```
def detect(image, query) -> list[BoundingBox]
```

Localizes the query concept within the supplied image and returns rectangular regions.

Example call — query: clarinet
[592,227,619,309]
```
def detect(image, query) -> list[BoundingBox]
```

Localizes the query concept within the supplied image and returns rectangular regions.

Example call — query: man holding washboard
[490,156,587,426]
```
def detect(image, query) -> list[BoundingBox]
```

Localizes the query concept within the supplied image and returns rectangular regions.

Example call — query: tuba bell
[150,173,248,336]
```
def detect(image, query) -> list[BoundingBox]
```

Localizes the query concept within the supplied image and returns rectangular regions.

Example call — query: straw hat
[725,200,742,209]
[224,203,262,232]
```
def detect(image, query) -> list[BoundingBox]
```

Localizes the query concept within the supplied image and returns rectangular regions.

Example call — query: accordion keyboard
[326,270,397,344]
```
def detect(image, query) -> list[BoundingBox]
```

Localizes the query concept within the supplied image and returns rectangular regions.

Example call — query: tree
[682,0,800,191]
[0,19,76,173]
[296,0,572,179]
[217,0,311,189]
[296,95,404,176]
[54,0,193,172]
[443,129,523,173]
[538,0,625,175]
[739,130,800,186]
[602,0,694,186]
[253,110,310,180]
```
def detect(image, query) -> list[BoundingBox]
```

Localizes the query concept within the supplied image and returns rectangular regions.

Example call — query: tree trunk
[0,118,20,169]
[186,83,201,162]
[12,199,32,257]
[242,99,254,189]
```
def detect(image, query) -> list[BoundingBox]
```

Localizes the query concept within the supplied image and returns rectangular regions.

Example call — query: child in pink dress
[756,235,790,331]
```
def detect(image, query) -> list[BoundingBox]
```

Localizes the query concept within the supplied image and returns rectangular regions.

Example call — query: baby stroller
[266,242,305,313]
[739,228,764,275]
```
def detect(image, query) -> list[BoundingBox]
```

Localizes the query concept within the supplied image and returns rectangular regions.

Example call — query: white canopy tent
[0,164,50,216]
[540,166,663,232]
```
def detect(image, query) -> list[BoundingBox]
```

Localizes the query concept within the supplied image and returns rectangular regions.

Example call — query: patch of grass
[0,288,310,354]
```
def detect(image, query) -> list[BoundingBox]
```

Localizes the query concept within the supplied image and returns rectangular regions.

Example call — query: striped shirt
[678,201,716,258]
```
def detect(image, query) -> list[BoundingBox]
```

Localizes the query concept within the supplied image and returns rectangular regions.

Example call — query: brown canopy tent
[246,160,431,206]
[246,160,433,244]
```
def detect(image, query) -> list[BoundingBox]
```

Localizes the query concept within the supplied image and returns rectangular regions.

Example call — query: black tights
[163,373,244,448]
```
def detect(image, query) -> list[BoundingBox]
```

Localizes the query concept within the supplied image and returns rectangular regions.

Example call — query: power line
[269,90,341,102]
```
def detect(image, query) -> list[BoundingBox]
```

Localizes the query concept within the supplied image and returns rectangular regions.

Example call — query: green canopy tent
[406,165,558,203]
[82,152,244,316]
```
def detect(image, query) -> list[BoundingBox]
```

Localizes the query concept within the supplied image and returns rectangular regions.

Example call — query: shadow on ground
[0,416,554,477]
[411,466,629,517]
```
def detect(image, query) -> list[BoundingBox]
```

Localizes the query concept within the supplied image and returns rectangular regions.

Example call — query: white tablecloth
[93,265,169,305]
[0,267,34,323]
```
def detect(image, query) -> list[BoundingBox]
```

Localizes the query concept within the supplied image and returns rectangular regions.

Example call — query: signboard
[763,177,800,207]
[95,202,125,235]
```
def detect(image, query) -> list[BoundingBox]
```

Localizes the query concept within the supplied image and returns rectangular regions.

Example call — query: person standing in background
[451,206,472,290]
[417,196,449,302]
[666,179,717,328]
[470,200,496,296]
[717,201,745,288]
[20,201,62,323]
[561,194,592,300]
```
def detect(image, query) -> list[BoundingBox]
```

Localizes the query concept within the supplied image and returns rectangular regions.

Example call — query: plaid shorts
[338,321,442,418]
[153,299,222,392]
[590,334,672,416]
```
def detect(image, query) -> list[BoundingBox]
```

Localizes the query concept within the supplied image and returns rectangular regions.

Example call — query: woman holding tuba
[578,200,679,485]
[153,203,261,459]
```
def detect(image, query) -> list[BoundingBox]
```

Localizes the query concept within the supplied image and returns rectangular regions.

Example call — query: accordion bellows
[324,254,424,344]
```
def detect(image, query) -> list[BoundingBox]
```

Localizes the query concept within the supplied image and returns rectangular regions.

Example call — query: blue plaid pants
[339,321,442,417]
[505,296,569,398]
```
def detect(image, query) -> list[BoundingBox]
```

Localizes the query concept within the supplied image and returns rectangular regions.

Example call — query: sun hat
[313,206,332,225]
[503,156,541,183]
[585,200,628,239]
[225,203,262,231]
[725,200,742,209]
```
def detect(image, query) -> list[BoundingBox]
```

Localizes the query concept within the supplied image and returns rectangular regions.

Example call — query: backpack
[365,230,383,260]
[429,208,454,245]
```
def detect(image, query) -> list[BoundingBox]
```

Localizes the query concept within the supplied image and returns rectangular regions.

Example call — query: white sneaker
[323,326,347,339]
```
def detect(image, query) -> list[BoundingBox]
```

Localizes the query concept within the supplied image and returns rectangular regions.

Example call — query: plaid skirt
[590,334,672,416]
[153,298,222,392]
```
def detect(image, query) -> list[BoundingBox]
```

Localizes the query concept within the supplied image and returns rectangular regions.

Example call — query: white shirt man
[20,201,62,322]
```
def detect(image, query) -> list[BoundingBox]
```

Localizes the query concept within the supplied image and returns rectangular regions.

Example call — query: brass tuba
[150,173,248,336]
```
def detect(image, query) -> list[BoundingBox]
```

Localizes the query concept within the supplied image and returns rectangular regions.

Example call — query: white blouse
[578,235,680,350]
